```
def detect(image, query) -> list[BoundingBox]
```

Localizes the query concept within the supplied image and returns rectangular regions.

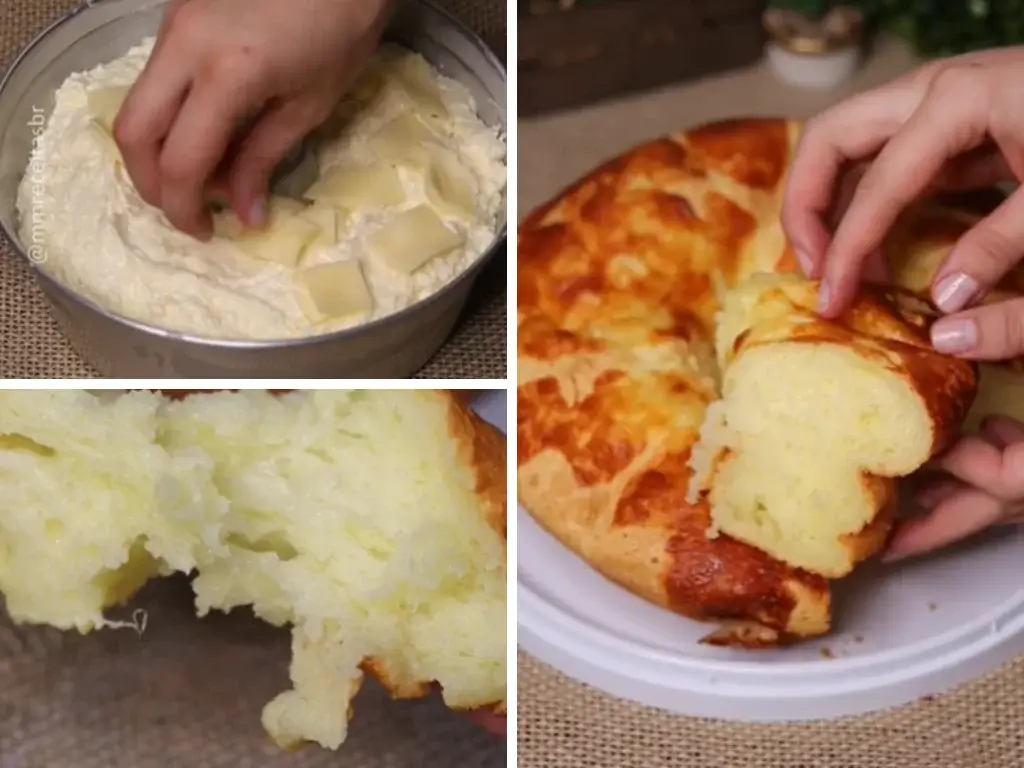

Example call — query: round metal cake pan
[0,0,506,378]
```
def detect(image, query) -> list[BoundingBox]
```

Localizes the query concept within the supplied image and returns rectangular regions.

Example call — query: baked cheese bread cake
[519,119,831,645]
[518,117,989,644]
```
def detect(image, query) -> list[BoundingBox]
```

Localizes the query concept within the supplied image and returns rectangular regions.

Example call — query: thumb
[930,295,1024,360]
[930,187,1024,314]
[227,99,323,228]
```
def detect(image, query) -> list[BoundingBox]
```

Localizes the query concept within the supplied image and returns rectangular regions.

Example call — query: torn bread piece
[0,390,225,631]
[158,390,506,750]
[0,390,506,752]
[687,272,977,577]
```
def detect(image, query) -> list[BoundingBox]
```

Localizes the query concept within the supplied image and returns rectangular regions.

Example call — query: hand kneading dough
[686,273,976,577]
[0,390,506,751]
[369,204,463,274]
[213,197,321,267]
[304,165,406,210]
[518,118,986,645]
[21,37,504,341]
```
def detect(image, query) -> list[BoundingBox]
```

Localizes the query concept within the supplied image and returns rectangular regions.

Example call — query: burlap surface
[0,0,507,380]
[517,652,1024,768]
[1,577,504,768]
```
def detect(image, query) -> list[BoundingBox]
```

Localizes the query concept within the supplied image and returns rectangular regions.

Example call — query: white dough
[16,39,506,340]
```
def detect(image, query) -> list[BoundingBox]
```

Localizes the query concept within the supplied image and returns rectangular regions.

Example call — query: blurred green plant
[879,0,1024,57]
[769,0,1024,55]
[531,0,1024,57]
[767,0,846,18]
[767,0,883,18]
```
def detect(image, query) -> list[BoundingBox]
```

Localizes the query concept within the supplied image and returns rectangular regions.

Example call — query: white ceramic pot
[766,40,861,90]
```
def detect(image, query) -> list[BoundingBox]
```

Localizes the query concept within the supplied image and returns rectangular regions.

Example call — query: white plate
[471,390,505,433]
[518,500,1024,720]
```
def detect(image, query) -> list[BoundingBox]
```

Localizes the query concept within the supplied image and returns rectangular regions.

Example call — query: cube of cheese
[296,260,373,320]
[368,205,463,275]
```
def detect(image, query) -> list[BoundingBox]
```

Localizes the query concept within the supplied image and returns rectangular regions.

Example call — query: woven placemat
[0,0,507,380]
[518,651,1024,767]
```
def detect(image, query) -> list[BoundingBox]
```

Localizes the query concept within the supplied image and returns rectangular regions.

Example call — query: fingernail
[249,197,267,228]
[931,317,978,354]
[933,272,979,313]
[817,280,831,313]
[795,248,814,276]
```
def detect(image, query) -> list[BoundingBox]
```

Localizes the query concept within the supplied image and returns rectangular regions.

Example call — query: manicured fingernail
[933,272,979,313]
[931,317,978,354]
[249,197,267,228]
[795,248,814,276]
[817,280,831,313]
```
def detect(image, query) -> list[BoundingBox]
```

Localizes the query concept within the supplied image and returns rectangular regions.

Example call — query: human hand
[885,415,1024,562]
[781,47,1024,361]
[113,0,392,239]
[466,709,506,738]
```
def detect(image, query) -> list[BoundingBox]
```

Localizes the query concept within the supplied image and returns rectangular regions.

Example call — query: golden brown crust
[518,127,796,356]
[518,405,830,643]
[517,117,984,645]
[444,392,507,542]
[838,482,896,569]
[359,659,431,700]
[357,392,506,713]
[439,392,507,715]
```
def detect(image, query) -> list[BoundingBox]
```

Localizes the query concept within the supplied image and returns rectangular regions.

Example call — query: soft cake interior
[688,274,936,577]
[0,390,505,750]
